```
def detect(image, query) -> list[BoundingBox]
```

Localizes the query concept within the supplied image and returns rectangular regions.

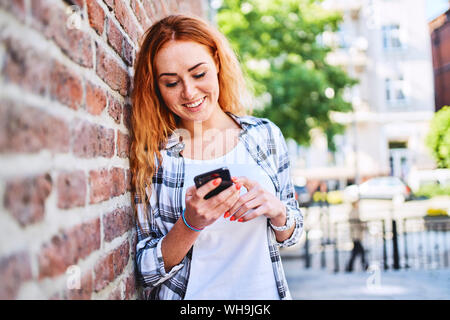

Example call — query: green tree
[426,106,450,168]
[216,0,357,150]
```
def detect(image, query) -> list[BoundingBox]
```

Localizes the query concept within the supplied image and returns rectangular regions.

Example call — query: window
[382,24,402,49]
[385,76,405,103]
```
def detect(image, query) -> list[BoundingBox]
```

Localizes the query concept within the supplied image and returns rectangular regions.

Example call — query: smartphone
[194,167,233,199]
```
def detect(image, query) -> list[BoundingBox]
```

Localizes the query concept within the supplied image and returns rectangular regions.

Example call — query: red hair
[131,14,250,209]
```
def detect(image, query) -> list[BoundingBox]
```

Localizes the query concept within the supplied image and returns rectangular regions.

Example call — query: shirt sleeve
[134,193,185,288]
[272,123,304,248]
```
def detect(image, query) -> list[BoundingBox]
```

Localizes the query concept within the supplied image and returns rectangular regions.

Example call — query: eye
[193,72,206,79]
[165,81,178,88]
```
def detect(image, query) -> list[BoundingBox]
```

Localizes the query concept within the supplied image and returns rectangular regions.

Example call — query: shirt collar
[163,112,257,152]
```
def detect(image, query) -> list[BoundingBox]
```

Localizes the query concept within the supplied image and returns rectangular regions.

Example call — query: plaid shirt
[135,112,303,300]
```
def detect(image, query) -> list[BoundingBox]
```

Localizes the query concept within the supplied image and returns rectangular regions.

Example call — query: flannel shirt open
[135,112,303,300]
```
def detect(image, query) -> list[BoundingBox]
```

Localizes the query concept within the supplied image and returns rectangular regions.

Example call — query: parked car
[294,185,311,207]
[344,176,413,203]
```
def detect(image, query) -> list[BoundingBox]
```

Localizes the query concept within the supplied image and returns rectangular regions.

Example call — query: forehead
[155,40,214,73]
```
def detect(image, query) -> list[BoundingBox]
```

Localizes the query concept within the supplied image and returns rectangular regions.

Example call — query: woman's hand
[184,177,241,230]
[227,176,286,226]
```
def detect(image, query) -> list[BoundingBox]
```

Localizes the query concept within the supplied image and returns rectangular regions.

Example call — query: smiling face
[155,40,221,127]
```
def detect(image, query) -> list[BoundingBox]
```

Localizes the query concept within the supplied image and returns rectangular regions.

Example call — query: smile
[183,96,206,108]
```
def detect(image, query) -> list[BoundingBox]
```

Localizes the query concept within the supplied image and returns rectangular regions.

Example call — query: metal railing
[300,215,450,272]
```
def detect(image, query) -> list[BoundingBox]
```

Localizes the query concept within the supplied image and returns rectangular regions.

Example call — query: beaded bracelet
[181,208,204,232]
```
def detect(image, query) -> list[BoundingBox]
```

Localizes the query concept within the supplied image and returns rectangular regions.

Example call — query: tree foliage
[216,0,357,150]
[426,106,450,168]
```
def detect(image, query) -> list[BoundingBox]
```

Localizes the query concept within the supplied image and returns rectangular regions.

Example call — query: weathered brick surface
[0,0,206,300]
[57,171,87,209]
[4,174,52,227]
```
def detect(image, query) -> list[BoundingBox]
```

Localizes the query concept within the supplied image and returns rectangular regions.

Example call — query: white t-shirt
[182,140,280,300]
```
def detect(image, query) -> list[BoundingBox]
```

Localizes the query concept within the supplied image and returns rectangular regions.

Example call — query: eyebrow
[159,62,206,78]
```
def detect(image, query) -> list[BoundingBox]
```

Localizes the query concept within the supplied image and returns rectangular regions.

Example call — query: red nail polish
[236,183,241,190]
[224,211,230,218]
[238,218,244,222]
[230,216,236,221]
[213,178,221,186]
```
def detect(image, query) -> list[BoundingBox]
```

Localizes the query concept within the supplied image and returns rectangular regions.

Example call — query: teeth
[185,97,205,108]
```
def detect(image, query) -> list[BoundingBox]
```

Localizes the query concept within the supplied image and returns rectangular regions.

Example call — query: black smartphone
[194,167,233,199]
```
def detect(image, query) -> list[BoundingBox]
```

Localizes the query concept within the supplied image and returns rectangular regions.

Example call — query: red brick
[38,218,101,279]
[57,171,86,209]
[130,0,151,30]
[49,61,83,110]
[125,169,132,192]
[95,43,130,96]
[4,174,52,227]
[89,168,112,204]
[2,37,50,96]
[0,101,70,153]
[0,251,32,299]
[117,131,130,158]
[115,0,140,44]
[87,0,105,35]
[103,206,133,242]
[107,94,123,124]
[72,121,115,158]
[122,103,132,131]
[85,81,107,115]
[106,17,123,57]
[93,253,114,292]
[111,167,126,197]
[31,2,93,68]
[112,240,130,277]
[123,272,136,300]
[51,6,93,68]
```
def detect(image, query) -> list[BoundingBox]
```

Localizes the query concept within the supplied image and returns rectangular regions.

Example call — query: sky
[426,0,449,21]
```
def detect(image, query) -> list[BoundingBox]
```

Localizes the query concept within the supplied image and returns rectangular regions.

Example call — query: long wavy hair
[131,14,250,211]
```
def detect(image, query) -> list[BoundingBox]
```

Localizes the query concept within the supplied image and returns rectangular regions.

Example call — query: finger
[230,196,263,221]
[196,177,222,199]
[185,185,197,198]
[228,189,257,218]
[237,205,267,222]
[233,176,257,191]
[213,185,241,217]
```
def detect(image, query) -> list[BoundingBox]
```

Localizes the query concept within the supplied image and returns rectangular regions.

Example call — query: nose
[181,79,196,101]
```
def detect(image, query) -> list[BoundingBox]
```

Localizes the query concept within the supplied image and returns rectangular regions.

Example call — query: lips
[183,96,206,108]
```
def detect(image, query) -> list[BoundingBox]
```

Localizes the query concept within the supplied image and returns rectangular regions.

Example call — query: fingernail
[238,218,244,222]
[213,178,221,186]
[230,216,236,221]
[224,211,230,218]
[231,177,237,182]
[236,183,241,190]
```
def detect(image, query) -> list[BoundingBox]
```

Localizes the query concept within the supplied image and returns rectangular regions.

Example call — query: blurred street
[282,258,450,300]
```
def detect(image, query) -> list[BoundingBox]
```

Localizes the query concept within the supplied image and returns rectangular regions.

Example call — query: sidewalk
[282,258,450,300]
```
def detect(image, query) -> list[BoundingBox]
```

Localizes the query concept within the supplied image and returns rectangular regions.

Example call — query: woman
[131,14,303,300]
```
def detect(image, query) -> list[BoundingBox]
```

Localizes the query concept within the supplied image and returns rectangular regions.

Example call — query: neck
[180,108,236,140]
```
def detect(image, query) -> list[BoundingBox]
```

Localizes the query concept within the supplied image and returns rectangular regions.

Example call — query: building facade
[292,0,436,188]
[429,8,450,111]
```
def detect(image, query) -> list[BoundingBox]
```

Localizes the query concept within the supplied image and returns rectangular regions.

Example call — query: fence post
[392,219,400,270]
[403,218,409,269]
[304,229,311,269]
[333,223,339,273]
[382,220,389,270]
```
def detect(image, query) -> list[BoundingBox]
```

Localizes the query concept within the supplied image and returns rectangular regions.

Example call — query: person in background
[346,200,368,272]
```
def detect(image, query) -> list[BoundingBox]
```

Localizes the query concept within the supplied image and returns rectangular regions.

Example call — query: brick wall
[0,0,206,299]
